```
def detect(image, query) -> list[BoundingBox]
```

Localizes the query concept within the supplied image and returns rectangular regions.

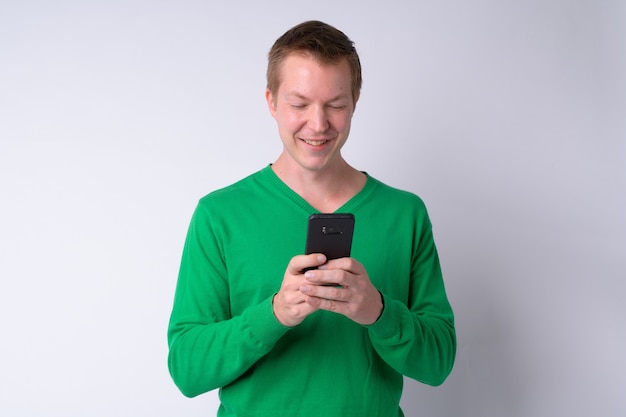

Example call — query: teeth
[303,139,327,146]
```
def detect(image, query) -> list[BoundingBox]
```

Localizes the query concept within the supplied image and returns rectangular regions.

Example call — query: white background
[1,1,625,416]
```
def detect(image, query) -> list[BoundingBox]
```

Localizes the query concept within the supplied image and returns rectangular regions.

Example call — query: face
[266,53,357,174]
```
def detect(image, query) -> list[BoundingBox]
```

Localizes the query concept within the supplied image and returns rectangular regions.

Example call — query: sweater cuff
[364,292,402,340]
[243,294,291,348]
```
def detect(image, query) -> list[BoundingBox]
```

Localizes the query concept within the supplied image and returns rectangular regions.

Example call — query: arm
[367,217,456,385]
[167,204,290,397]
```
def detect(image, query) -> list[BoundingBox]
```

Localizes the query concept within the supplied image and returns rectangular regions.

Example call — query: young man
[168,20,456,416]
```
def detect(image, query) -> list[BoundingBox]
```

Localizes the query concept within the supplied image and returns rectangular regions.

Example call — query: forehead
[277,53,351,99]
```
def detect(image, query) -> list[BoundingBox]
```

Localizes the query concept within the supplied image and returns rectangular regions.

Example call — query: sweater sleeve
[365,213,456,386]
[167,203,290,397]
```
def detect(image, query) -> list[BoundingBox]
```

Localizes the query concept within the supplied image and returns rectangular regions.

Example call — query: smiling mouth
[302,139,329,146]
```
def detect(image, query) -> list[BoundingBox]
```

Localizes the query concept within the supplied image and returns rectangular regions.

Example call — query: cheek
[277,110,303,131]
[330,113,352,132]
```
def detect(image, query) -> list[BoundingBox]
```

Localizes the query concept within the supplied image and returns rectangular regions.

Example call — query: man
[168,20,456,416]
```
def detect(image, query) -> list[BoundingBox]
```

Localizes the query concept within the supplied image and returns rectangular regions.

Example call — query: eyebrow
[285,92,350,103]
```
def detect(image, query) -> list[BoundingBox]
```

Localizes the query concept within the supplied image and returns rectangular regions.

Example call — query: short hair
[267,20,362,104]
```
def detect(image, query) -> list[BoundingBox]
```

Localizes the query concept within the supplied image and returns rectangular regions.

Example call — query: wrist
[271,292,296,328]
[371,290,384,324]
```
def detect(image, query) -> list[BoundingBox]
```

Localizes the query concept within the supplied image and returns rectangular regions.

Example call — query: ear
[265,88,278,119]
[352,92,360,113]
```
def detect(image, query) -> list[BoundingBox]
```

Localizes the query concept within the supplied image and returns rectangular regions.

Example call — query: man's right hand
[272,253,327,327]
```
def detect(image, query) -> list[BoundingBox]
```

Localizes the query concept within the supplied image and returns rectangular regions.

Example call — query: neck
[271,154,366,212]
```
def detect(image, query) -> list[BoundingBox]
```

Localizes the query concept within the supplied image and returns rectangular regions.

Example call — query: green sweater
[168,165,455,416]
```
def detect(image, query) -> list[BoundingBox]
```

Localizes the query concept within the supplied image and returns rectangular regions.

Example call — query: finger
[304,268,348,287]
[287,253,327,274]
[274,292,319,327]
[300,282,348,301]
[305,295,346,314]
[320,257,363,274]
[282,288,308,304]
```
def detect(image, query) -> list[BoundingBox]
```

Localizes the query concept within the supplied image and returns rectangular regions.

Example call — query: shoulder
[198,167,271,208]
[366,175,427,211]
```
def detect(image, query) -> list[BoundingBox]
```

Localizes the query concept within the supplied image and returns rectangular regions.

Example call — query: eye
[289,103,306,109]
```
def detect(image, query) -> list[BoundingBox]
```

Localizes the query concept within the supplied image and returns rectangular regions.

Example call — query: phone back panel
[304,213,355,260]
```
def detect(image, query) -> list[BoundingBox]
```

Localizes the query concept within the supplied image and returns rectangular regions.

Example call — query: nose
[308,105,329,133]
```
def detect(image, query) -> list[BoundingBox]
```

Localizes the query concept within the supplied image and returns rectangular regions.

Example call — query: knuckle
[331,287,342,299]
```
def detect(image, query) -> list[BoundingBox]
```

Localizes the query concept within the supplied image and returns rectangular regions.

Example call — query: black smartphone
[304,213,355,261]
